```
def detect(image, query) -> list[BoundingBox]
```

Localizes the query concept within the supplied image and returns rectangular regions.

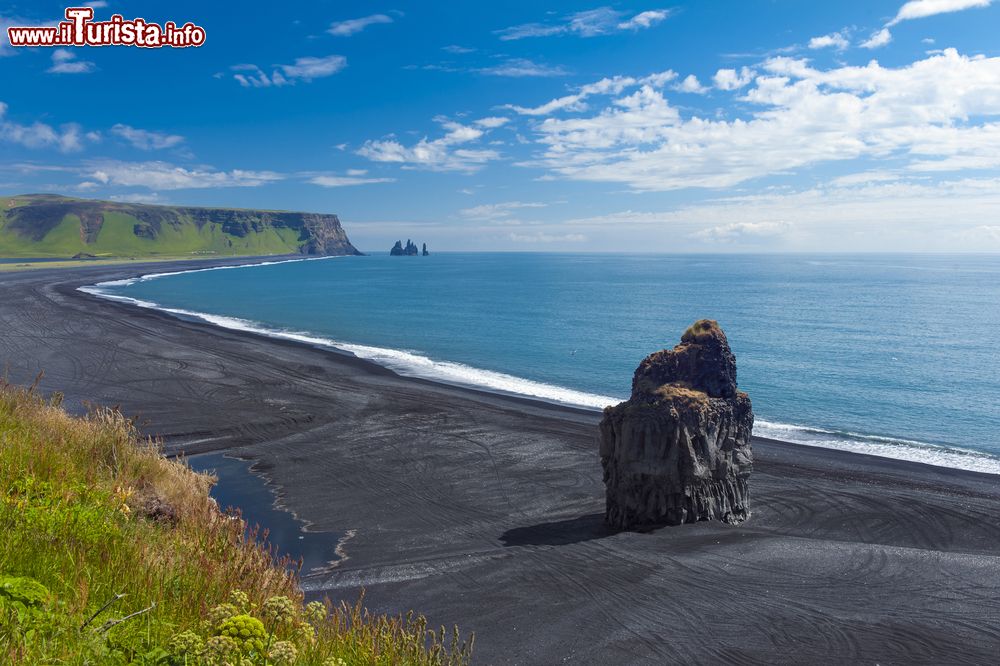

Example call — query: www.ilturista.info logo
[6,7,206,48]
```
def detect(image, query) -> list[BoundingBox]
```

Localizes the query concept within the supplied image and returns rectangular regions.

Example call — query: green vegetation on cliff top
[0,194,360,259]
[0,380,471,664]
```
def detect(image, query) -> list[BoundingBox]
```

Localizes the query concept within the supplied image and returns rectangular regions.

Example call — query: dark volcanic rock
[599,320,753,529]
[390,239,420,256]
[422,242,429,256]
[133,223,156,239]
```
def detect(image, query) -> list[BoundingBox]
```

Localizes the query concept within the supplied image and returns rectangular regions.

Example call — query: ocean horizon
[84,252,1000,474]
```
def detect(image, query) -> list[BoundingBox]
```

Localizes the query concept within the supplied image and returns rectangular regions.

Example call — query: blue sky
[2,0,1000,252]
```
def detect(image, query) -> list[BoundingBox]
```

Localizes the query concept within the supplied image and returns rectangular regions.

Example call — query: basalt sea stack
[599,320,753,529]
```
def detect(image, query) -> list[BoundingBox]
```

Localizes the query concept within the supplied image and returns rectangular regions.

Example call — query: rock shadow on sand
[500,513,625,547]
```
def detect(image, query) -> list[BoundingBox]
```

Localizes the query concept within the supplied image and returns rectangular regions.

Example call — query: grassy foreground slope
[0,381,471,665]
[0,194,361,259]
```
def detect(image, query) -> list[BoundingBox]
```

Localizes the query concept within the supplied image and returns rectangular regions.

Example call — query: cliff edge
[0,194,362,258]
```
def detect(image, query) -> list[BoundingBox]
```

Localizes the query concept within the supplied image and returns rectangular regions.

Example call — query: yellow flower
[168,630,204,656]
[305,600,327,625]
[208,602,239,627]
[216,614,267,654]
[268,640,298,665]
[262,595,296,626]
[229,589,250,611]
[203,635,238,662]
[323,657,348,666]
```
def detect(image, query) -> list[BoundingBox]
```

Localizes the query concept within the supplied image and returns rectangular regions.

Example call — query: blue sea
[84,253,1000,474]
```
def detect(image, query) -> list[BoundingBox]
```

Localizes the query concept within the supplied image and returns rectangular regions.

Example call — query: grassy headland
[0,380,471,665]
[0,194,361,260]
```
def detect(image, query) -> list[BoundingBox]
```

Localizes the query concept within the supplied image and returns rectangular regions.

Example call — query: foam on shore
[80,260,1000,476]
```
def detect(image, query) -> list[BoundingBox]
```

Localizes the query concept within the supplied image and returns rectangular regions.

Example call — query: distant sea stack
[0,194,362,258]
[390,239,429,256]
[599,320,753,529]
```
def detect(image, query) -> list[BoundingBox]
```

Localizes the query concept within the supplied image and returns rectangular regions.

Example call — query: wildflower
[295,621,316,645]
[202,635,238,663]
[113,485,135,515]
[229,589,250,612]
[305,600,327,625]
[168,630,204,656]
[323,657,348,666]
[262,595,296,626]
[268,640,298,665]
[208,602,239,627]
[216,614,268,654]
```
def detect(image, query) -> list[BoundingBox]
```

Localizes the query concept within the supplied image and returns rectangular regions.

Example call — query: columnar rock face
[599,320,753,529]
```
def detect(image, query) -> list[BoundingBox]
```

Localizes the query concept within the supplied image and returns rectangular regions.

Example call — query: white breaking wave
[753,420,1000,475]
[92,255,341,290]
[79,258,1000,476]
[79,258,620,410]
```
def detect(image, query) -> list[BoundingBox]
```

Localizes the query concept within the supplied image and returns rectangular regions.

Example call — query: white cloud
[860,1,991,52]
[674,74,709,94]
[888,0,992,25]
[479,58,568,77]
[327,14,393,37]
[110,124,184,150]
[563,176,1000,250]
[965,224,1000,241]
[520,50,1000,191]
[232,55,346,87]
[459,201,547,220]
[508,231,586,243]
[617,9,671,30]
[309,174,395,187]
[108,192,164,204]
[503,75,642,115]
[691,220,792,243]
[47,48,95,74]
[497,7,669,40]
[475,116,510,128]
[641,70,678,88]
[280,55,347,80]
[860,28,892,49]
[713,67,754,90]
[442,45,476,54]
[358,117,502,172]
[0,102,96,152]
[830,170,900,186]
[86,161,283,190]
[809,32,849,50]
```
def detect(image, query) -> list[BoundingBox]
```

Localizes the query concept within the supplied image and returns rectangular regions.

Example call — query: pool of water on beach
[187,452,343,573]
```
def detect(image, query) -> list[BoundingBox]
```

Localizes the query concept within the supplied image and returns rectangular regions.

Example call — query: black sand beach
[2,259,1000,664]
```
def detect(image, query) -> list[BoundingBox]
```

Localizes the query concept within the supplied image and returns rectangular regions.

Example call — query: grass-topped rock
[599,320,754,529]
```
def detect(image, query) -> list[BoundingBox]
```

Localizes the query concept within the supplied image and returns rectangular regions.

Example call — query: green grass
[0,381,472,665]
[0,204,305,259]
[0,256,227,273]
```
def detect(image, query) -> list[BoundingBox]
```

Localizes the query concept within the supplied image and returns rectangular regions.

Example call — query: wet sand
[2,259,1000,664]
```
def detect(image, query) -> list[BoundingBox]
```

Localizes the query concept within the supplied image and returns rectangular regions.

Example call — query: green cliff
[0,194,362,259]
